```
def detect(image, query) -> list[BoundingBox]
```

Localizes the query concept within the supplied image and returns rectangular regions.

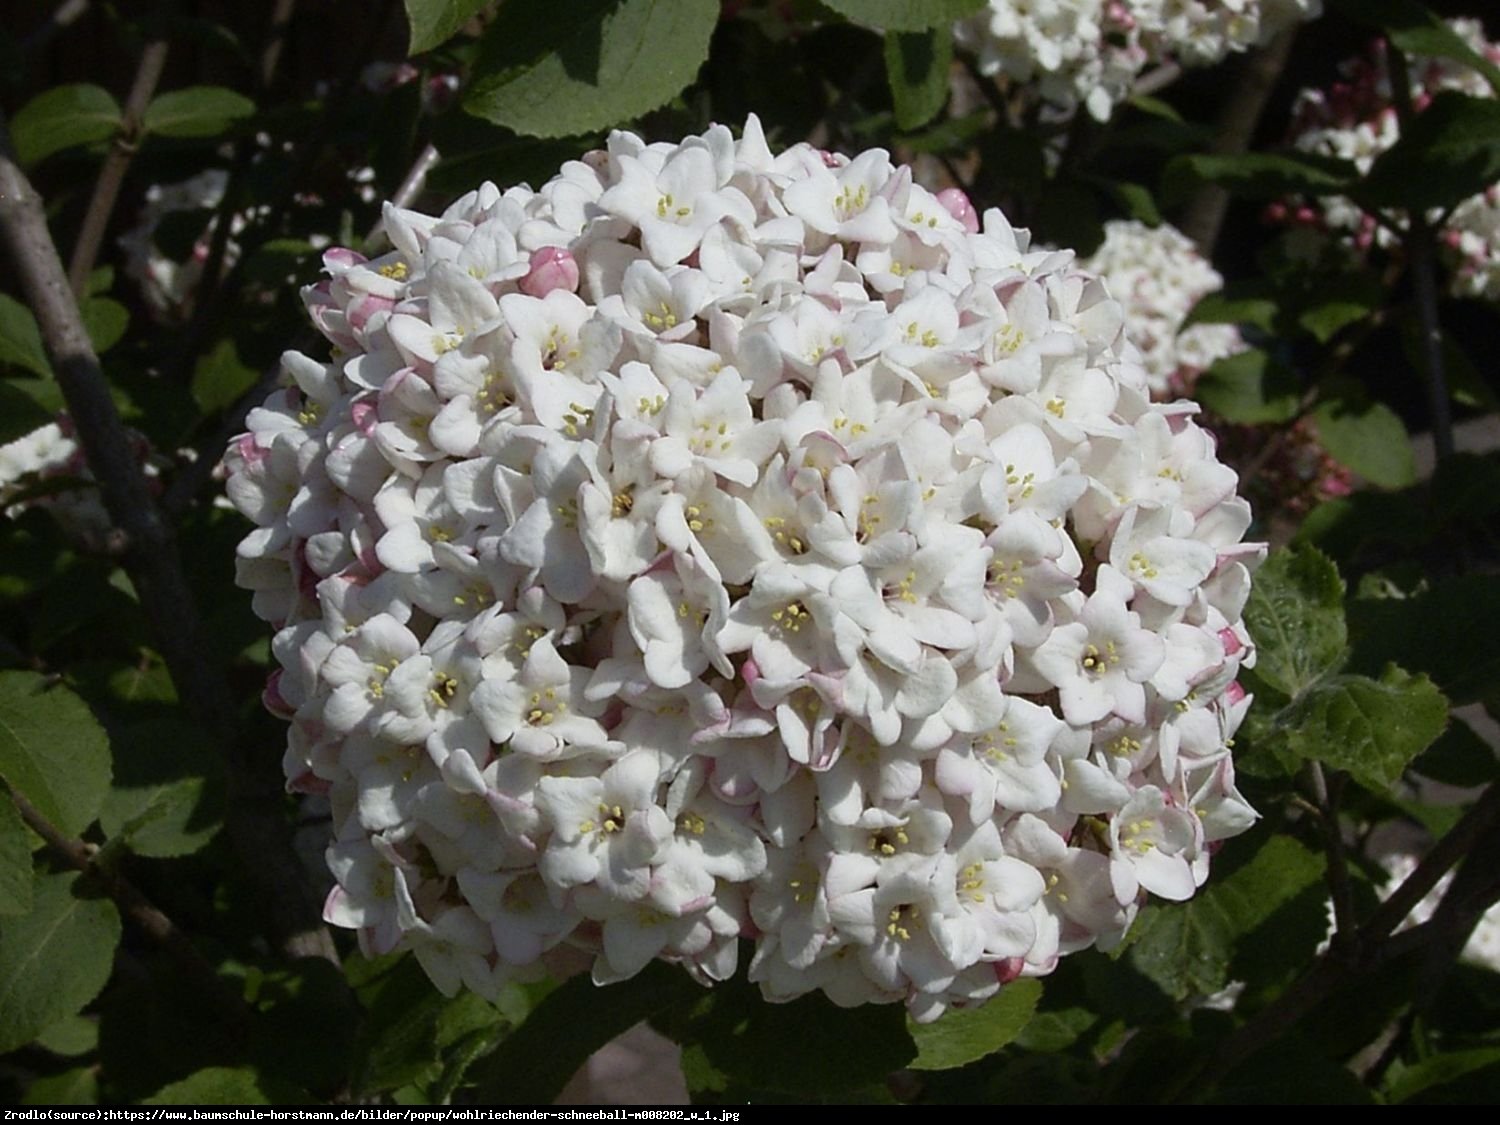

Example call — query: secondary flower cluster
[226,118,1262,1020]
[956,0,1322,121]
[1079,219,1244,398]
[1283,17,1500,300]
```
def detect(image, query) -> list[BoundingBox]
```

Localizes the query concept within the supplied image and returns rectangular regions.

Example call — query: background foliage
[0,0,1498,1105]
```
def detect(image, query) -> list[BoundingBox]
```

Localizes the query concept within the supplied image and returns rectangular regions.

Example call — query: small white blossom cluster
[0,418,156,550]
[1284,18,1500,300]
[119,170,238,321]
[1080,220,1244,397]
[956,0,1321,121]
[226,117,1262,1020]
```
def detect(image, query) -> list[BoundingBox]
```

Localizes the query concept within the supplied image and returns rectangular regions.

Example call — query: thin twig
[0,113,339,969]
[1308,764,1357,952]
[1179,27,1298,255]
[1388,45,1455,463]
[67,32,171,296]
[9,787,249,1026]
[1132,61,1182,99]
[365,143,441,244]
[22,0,91,54]
[259,0,297,90]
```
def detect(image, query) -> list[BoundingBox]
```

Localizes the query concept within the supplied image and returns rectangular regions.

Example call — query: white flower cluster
[956,0,1322,121]
[226,117,1263,1020]
[1080,220,1244,397]
[1286,18,1500,300]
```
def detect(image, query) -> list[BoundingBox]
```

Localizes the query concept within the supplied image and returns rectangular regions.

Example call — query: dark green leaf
[469,961,702,1102]
[465,0,718,139]
[1297,272,1384,343]
[1211,1033,1376,1104]
[1166,151,1358,201]
[99,717,223,858]
[405,0,490,54]
[10,84,121,167]
[80,297,129,356]
[0,382,54,445]
[683,971,915,1096]
[143,1067,299,1105]
[1128,835,1325,1001]
[20,1066,97,1105]
[1194,348,1301,424]
[0,872,121,1053]
[1348,575,1500,706]
[1358,93,1500,213]
[1312,391,1416,489]
[1183,283,1279,333]
[1414,716,1496,787]
[142,87,256,139]
[1107,180,1162,227]
[885,28,952,132]
[1282,666,1448,791]
[350,955,447,1096]
[1399,313,1498,411]
[1330,0,1500,94]
[34,1012,98,1056]
[1242,546,1347,698]
[0,794,31,916]
[192,337,261,414]
[822,0,985,30]
[907,979,1041,1070]
[1389,1048,1500,1104]
[0,671,112,837]
[0,294,51,377]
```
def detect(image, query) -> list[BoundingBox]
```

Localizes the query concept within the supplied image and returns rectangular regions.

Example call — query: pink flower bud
[1218,627,1243,657]
[349,398,379,436]
[995,957,1025,984]
[322,247,368,274]
[741,657,761,687]
[936,187,981,233]
[1225,680,1246,706]
[262,670,294,718]
[519,247,580,296]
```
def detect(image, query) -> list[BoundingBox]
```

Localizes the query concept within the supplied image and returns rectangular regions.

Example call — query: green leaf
[1243,546,1347,698]
[1399,312,1498,412]
[468,960,702,1103]
[1296,272,1384,343]
[1165,151,1358,202]
[10,84,121,167]
[1348,575,1500,706]
[0,671,112,837]
[405,0,490,54]
[1358,93,1500,213]
[0,293,51,377]
[20,1066,98,1105]
[350,956,447,1096]
[142,87,256,139]
[885,28,952,132]
[1106,180,1162,227]
[34,1012,99,1056]
[80,297,129,356]
[1282,666,1448,791]
[822,0,986,30]
[907,979,1041,1070]
[1194,348,1301,424]
[1183,283,1279,333]
[192,337,260,414]
[1389,1047,1500,1104]
[682,972,915,1096]
[1329,0,1500,95]
[0,872,121,1053]
[143,1067,301,1105]
[0,382,54,445]
[0,794,32,916]
[1128,835,1325,1001]
[99,717,223,858]
[465,0,718,139]
[1312,390,1416,489]
[1416,716,1499,787]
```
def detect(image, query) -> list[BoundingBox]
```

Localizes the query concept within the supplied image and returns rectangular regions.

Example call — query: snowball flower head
[227,116,1263,1021]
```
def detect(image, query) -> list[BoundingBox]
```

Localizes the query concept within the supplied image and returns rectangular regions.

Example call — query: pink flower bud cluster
[957,0,1322,121]
[1283,18,1500,300]
[226,118,1263,1020]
